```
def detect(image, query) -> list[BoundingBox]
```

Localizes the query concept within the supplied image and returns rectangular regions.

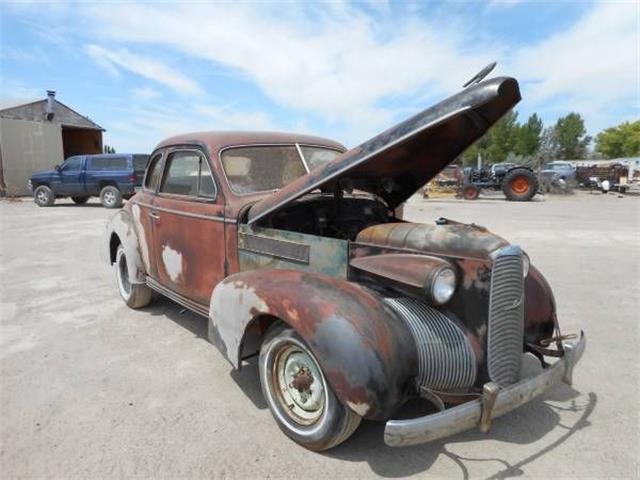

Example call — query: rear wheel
[462,184,480,200]
[100,186,123,208]
[72,196,89,204]
[115,245,152,308]
[502,168,538,201]
[33,185,55,207]
[259,324,361,451]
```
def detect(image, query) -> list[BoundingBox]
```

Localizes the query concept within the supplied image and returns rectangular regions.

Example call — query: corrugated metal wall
[0,118,64,196]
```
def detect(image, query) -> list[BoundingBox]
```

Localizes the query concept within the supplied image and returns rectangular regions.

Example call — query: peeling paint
[346,400,370,417]
[131,204,150,271]
[161,245,183,283]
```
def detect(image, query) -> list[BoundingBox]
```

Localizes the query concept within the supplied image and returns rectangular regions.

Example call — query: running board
[145,276,209,318]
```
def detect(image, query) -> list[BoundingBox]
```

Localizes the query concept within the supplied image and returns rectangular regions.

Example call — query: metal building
[0,91,104,195]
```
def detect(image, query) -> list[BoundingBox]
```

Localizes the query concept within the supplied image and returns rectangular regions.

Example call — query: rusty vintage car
[105,74,585,451]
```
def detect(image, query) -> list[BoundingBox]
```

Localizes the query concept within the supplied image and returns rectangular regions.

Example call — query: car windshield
[221,145,342,194]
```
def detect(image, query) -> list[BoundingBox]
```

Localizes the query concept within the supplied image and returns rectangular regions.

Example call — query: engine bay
[252,194,394,240]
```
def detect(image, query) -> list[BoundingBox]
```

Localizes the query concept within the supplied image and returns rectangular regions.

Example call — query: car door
[129,152,164,280]
[151,148,226,306]
[58,156,85,195]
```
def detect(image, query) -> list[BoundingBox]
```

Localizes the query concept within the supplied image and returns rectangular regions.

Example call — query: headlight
[428,267,457,305]
[522,253,530,278]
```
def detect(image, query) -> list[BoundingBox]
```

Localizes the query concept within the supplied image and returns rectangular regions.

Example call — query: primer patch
[161,245,183,282]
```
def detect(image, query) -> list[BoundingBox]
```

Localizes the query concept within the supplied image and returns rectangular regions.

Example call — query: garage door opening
[62,127,102,159]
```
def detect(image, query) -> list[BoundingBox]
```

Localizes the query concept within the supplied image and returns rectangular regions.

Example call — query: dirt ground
[1,191,638,479]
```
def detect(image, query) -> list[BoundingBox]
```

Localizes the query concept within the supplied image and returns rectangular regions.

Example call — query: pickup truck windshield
[221,145,342,194]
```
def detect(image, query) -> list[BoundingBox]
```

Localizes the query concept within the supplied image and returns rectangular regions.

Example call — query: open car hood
[248,76,521,224]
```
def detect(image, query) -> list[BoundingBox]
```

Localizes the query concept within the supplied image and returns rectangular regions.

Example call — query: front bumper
[384,332,586,447]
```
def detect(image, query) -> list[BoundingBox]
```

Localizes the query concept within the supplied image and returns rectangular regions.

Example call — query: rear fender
[209,269,417,420]
[105,209,146,284]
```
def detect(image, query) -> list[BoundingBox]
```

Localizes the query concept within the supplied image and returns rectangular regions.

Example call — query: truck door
[150,148,226,306]
[58,156,85,195]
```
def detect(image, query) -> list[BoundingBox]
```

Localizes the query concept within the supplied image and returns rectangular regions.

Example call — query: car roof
[155,131,346,154]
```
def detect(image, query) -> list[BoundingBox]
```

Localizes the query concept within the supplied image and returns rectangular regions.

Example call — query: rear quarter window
[87,156,127,170]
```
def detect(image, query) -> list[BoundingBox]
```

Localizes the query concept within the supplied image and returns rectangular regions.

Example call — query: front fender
[105,209,146,284]
[209,269,417,420]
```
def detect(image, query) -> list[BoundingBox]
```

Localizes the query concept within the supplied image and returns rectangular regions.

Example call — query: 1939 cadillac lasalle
[105,73,585,451]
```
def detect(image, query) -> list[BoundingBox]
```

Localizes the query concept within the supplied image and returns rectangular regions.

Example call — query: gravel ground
[1,191,638,479]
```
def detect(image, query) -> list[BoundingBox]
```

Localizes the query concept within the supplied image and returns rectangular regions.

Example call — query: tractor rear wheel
[502,168,538,201]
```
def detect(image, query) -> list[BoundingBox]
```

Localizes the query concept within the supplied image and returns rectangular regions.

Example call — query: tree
[461,110,521,165]
[103,145,116,154]
[595,121,640,158]
[515,113,543,156]
[553,113,591,159]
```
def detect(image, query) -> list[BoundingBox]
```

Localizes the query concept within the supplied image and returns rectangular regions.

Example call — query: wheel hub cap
[275,346,325,423]
[511,176,530,194]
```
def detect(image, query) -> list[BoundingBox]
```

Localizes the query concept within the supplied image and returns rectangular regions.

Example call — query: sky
[1,0,638,153]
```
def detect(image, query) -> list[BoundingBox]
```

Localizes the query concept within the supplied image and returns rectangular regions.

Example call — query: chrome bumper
[384,332,586,447]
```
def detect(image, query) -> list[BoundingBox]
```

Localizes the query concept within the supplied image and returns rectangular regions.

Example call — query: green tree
[553,113,591,159]
[515,113,543,156]
[595,121,640,158]
[461,110,521,165]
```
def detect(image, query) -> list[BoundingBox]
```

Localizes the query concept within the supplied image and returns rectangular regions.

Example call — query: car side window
[144,153,164,191]
[160,150,217,199]
[62,156,83,171]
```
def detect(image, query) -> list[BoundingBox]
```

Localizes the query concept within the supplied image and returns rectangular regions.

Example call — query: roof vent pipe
[45,90,55,121]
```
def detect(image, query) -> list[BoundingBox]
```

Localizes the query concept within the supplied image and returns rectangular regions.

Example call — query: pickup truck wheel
[100,186,123,208]
[115,245,152,308]
[502,168,538,201]
[259,325,361,451]
[33,185,55,207]
[72,196,89,204]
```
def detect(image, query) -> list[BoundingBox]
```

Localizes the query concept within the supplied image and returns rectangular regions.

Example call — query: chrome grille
[385,297,476,391]
[487,247,524,386]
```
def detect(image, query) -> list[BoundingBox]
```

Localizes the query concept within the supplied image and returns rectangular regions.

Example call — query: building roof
[0,96,104,131]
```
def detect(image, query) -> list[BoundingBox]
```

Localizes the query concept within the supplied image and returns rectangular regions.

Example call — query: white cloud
[130,86,161,100]
[509,0,639,133]
[85,44,203,95]
[101,98,275,153]
[80,2,497,138]
[487,0,525,8]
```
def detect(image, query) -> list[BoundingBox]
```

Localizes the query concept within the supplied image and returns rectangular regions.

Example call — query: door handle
[149,211,160,220]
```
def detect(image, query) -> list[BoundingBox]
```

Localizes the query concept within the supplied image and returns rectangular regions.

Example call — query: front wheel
[115,245,152,308]
[259,325,361,451]
[461,184,480,200]
[33,185,55,207]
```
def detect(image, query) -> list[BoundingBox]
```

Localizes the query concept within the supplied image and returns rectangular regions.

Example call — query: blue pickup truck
[29,153,149,208]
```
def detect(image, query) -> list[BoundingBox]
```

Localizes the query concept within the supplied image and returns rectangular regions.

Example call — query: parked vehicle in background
[540,161,576,182]
[30,153,149,208]
[104,73,584,451]
[461,162,539,201]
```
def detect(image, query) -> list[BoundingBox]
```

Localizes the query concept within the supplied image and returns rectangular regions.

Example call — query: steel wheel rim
[272,343,325,425]
[104,191,115,205]
[116,250,131,299]
[511,176,530,195]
